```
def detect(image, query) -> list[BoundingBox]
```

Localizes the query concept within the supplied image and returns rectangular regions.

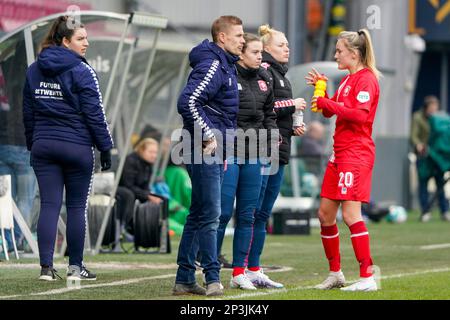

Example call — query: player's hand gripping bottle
[292,110,304,128]
[311,79,327,113]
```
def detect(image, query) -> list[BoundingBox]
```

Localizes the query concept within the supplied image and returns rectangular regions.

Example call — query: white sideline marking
[262,266,293,273]
[1,267,449,300]
[0,262,178,270]
[0,274,175,300]
[0,266,292,300]
[420,243,450,250]
[218,267,450,300]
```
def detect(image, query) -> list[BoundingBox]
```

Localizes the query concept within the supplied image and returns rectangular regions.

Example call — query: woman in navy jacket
[22,16,113,281]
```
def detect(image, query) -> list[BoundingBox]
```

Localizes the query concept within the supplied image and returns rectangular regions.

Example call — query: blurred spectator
[134,123,191,235]
[295,121,326,198]
[139,124,162,143]
[298,120,326,157]
[410,95,449,222]
[0,42,37,251]
[163,158,191,235]
[116,138,161,233]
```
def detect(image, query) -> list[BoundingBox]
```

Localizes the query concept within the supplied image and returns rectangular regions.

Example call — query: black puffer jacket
[261,51,295,165]
[234,63,277,159]
[119,152,153,202]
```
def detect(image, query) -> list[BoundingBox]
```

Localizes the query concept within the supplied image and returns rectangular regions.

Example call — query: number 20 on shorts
[338,172,354,188]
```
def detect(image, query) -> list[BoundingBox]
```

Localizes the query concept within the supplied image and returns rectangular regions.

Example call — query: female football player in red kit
[305,29,381,291]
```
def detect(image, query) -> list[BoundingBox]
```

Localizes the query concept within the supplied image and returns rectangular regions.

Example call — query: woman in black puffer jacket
[216,33,280,290]
[116,138,162,233]
[244,25,307,288]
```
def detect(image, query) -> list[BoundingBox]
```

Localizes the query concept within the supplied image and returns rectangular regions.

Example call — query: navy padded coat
[177,39,239,144]
[23,46,113,152]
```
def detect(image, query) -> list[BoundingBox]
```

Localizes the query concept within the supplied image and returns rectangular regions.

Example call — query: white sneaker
[441,212,450,222]
[340,276,378,292]
[246,269,284,289]
[230,274,257,290]
[420,212,431,222]
[314,271,346,290]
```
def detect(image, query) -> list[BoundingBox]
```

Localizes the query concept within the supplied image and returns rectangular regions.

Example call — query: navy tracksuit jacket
[23,46,113,267]
[177,39,239,148]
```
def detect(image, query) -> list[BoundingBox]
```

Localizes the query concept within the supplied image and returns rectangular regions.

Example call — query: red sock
[248,267,260,272]
[320,224,341,272]
[349,221,374,278]
[232,267,246,277]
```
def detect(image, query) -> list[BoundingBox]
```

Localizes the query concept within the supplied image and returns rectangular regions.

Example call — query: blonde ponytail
[258,24,283,46]
[338,29,381,79]
[358,29,381,79]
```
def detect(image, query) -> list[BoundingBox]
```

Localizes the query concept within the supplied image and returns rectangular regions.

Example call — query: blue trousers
[217,158,262,267]
[31,139,94,267]
[175,154,224,285]
[247,164,285,268]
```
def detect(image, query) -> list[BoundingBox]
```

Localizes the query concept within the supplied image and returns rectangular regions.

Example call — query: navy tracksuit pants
[31,139,94,268]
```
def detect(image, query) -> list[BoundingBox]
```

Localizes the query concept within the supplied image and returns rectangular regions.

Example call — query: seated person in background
[137,125,192,235]
[298,120,326,157]
[139,123,162,142]
[297,121,326,197]
[116,138,161,233]
[164,157,191,235]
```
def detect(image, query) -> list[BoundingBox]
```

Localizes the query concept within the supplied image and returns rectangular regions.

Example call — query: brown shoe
[441,212,450,222]
[172,283,206,296]
[206,282,224,296]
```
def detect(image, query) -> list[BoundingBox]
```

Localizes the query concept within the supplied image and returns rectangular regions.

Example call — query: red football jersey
[329,68,379,166]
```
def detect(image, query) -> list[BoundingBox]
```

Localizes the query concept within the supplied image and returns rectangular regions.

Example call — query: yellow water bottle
[311,79,327,113]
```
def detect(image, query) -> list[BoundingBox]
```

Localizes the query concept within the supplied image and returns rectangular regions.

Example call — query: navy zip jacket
[177,39,239,144]
[22,46,113,152]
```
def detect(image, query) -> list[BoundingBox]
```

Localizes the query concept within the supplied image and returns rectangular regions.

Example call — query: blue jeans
[217,158,262,267]
[0,144,37,245]
[175,155,224,285]
[247,164,285,268]
[417,159,449,215]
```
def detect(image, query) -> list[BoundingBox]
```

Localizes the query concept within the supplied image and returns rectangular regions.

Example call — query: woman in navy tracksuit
[22,16,113,281]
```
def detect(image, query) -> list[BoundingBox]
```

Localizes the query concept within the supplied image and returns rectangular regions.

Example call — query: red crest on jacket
[258,80,268,92]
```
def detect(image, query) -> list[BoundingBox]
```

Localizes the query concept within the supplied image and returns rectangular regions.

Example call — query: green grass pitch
[1,210,449,300]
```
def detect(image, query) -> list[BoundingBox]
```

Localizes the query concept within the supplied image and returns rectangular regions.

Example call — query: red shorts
[320,162,373,203]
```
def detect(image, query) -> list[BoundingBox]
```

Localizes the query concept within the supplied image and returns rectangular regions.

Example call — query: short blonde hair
[338,29,381,79]
[134,137,158,154]
[211,15,243,43]
[258,24,284,46]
